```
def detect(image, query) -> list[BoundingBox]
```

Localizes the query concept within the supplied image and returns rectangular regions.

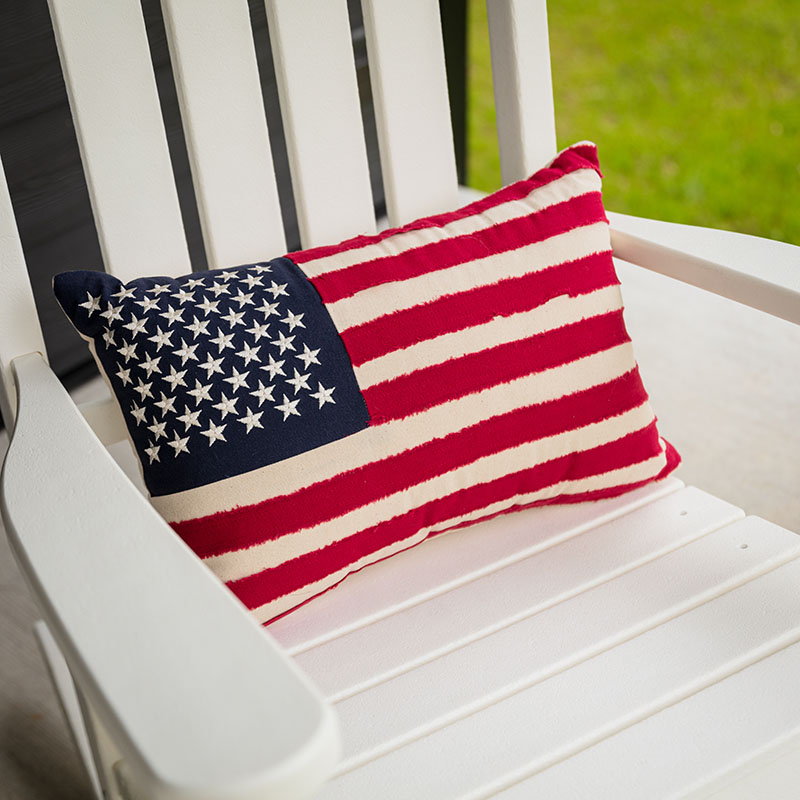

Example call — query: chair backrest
[0,0,557,426]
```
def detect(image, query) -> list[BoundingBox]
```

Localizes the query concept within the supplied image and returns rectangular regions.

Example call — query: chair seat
[266,477,800,798]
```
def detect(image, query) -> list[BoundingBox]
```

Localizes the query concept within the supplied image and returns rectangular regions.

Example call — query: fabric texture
[54,142,679,623]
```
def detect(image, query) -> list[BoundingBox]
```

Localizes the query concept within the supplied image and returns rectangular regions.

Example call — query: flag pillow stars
[53,142,679,624]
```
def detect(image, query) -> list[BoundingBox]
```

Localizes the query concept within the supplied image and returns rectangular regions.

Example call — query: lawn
[467,0,800,244]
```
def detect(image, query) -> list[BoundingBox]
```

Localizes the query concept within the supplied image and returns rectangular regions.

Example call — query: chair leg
[34,620,120,800]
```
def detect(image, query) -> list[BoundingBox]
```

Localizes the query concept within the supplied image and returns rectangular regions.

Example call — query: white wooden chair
[2,1,800,797]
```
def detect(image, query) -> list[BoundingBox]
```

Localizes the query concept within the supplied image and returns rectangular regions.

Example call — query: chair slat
[48,0,190,281]
[264,0,375,248]
[361,0,459,226]
[161,0,286,268]
[487,0,558,184]
[0,157,47,424]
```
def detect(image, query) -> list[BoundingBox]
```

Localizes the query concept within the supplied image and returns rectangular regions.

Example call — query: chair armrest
[0,353,339,800]
[607,210,800,325]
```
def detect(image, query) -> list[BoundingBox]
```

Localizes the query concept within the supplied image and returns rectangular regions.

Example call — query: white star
[167,433,190,456]
[267,280,289,299]
[113,286,137,300]
[171,287,195,305]
[147,419,168,440]
[250,381,275,406]
[176,405,202,430]
[209,281,230,297]
[115,365,131,386]
[275,394,301,421]
[232,289,254,307]
[184,277,205,290]
[310,382,336,408]
[252,263,272,273]
[296,343,321,369]
[242,273,264,289]
[154,392,177,415]
[218,270,239,281]
[197,296,221,316]
[133,378,153,401]
[236,342,261,366]
[117,340,138,363]
[262,354,286,380]
[160,305,185,326]
[163,365,188,391]
[223,367,250,392]
[281,309,305,331]
[220,308,245,328]
[135,295,160,313]
[256,299,280,318]
[245,320,270,341]
[130,404,147,425]
[271,330,296,354]
[200,420,227,446]
[123,314,148,338]
[173,338,200,365]
[147,283,171,295]
[140,353,161,378]
[238,407,264,433]
[199,353,224,378]
[148,326,174,351]
[187,379,213,405]
[79,293,101,316]
[102,328,116,347]
[286,368,311,394]
[100,302,123,322]
[144,442,160,463]
[210,329,235,352]
[213,393,239,419]
[186,316,210,339]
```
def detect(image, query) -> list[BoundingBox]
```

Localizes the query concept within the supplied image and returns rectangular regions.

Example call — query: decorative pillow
[54,142,679,623]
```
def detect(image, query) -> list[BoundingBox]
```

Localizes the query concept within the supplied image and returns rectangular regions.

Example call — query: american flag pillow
[54,142,679,623]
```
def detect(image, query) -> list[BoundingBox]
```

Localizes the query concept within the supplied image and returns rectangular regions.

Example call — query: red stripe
[173,369,648,557]
[343,251,618,367]
[309,193,606,304]
[364,309,632,424]
[227,425,667,612]
[289,145,600,266]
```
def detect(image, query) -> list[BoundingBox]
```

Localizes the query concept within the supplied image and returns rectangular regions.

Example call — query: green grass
[467,0,800,243]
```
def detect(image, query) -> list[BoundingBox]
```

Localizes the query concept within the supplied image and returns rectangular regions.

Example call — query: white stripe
[299,168,602,278]
[327,222,612,332]
[248,449,669,624]
[355,285,623,389]
[154,342,639,522]
[205,402,658,583]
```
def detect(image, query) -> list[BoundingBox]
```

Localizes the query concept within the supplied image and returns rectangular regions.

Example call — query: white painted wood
[48,0,190,280]
[34,622,105,800]
[293,487,743,699]
[161,0,286,268]
[0,353,338,800]
[609,211,800,325]
[331,517,800,772]
[264,0,375,247]
[360,0,459,225]
[319,553,800,798]
[495,642,800,799]
[487,0,558,184]
[78,398,128,447]
[0,156,47,425]
[267,477,684,652]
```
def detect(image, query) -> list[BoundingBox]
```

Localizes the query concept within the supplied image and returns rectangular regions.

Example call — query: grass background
[467,0,800,243]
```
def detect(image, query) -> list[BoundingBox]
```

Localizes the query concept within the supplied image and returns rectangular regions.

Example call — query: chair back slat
[0,157,47,425]
[161,0,286,268]
[264,0,376,248]
[48,0,191,281]
[361,0,458,226]
[487,0,558,184]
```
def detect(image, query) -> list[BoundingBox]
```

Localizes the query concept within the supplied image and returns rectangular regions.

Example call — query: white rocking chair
[2,1,799,798]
